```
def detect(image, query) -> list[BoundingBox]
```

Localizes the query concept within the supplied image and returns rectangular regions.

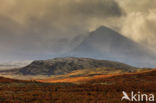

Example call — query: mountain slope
[18,57,136,75]
[71,26,156,67]
[38,69,155,83]
[85,69,156,85]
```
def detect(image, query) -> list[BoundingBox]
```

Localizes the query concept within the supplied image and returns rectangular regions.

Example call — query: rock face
[71,26,156,67]
[18,57,136,75]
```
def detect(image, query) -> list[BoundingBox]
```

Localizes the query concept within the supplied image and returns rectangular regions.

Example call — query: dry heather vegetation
[0,69,155,103]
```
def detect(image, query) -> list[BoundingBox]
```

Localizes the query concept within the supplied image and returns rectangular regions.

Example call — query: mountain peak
[95,26,112,31]
[91,26,124,39]
[71,26,155,67]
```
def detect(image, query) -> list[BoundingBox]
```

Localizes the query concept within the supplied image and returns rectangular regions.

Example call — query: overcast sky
[0,0,156,63]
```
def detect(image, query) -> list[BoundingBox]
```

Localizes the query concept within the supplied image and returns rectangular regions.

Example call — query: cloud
[1,0,156,64]
[116,0,156,13]
[116,0,156,52]
[0,0,123,62]
[0,0,123,28]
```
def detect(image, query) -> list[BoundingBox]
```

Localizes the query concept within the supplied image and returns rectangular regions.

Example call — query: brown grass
[38,69,155,83]
[0,69,155,103]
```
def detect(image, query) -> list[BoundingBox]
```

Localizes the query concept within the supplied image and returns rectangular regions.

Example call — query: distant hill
[17,57,136,75]
[71,26,156,67]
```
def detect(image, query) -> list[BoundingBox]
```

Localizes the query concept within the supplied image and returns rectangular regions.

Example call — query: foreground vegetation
[0,69,155,103]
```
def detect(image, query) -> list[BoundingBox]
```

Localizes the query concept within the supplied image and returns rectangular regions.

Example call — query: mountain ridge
[17,57,136,76]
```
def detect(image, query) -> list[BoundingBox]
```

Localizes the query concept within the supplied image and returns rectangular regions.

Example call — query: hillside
[17,57,136,76]
[0,76,30,83]
[86,69,156,84]
[0,69,155,103]
[38,68,153,83]
[71,26,156,67]
[0,76,20,83]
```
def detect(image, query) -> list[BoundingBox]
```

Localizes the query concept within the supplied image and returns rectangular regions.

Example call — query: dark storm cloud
[68,0,122,17]
[0,0,123,62]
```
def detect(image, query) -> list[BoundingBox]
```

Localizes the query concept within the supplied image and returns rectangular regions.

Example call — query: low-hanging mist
[0,0,156,67]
